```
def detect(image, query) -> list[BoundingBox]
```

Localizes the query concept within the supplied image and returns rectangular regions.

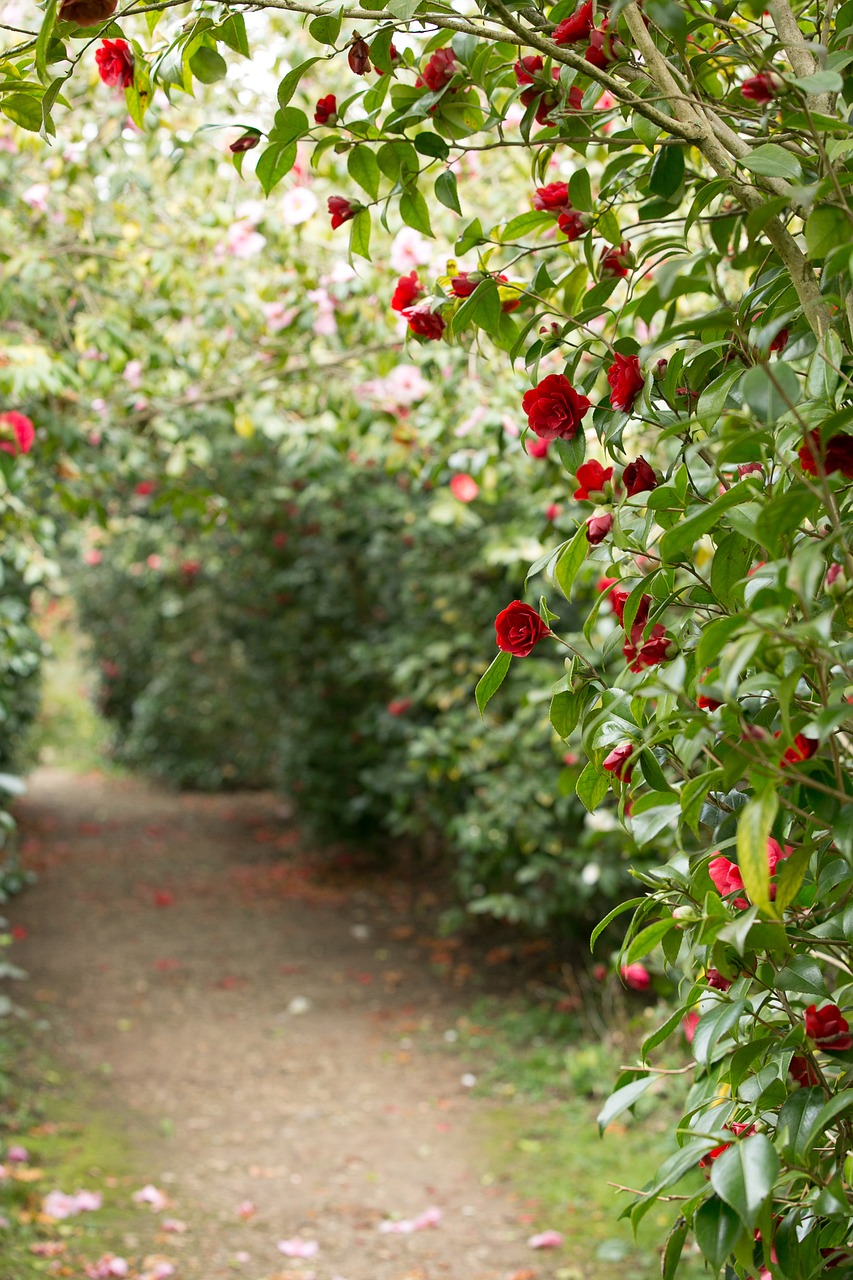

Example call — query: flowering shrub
[6,0,853,1269]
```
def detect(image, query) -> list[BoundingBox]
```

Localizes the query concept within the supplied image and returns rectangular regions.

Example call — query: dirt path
[10,768,548,1280]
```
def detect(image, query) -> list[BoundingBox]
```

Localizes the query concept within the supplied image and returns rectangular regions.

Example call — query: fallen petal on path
[133,1184,169,1211]
[277,1238,319,1258]
[379,1206,442,1233]
[527,1230,564,1249]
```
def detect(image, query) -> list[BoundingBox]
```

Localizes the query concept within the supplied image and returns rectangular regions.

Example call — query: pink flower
[379,1206,442,1233]
[0,411,35,455]
[621,963,650,991]
[450,473,479,502]
[86,1257,129,1279]
[278,1238,319,1257]
[528,1229,564,1248]
[84,549,103,566]
[132,1184,169,1212]
[602,742,634,783]
[6,1146,28,1163]
[682,1011,699,1043]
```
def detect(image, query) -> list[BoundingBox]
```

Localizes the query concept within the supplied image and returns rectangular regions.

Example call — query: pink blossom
[262,301,299,333]
[307,287,337,337]
[43,1189,102,1219]
[225,220,266,259]
[22,183,49,212]
[281,186,318,225]
[379,1206,442,1233]
[84,549,103,566]
[161,1218,186,1233]
[139,1264,174,1280]
[237,1199,256,1219]
[450,473,479,502]
[132,1184,169,1212]
[123,359,143,389]
[6,1145,28,1164]
[277,1238,319,1257]
[390,227,432,274]
[528,1230,564,1249]
[86,1256,130,1279]
[621,963,650,991]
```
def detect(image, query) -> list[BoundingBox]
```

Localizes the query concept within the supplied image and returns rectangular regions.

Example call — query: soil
[10,767,550,1280]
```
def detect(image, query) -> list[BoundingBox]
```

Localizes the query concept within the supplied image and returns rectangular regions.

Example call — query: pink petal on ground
[413,1206,442,1229]
[237,1199,256,1219]
[85,1256,130,1278]
[528,1230,564,1249]
[7,1145,28,1163]
[277,1238,319,1258]
[379,1206,441,1233]
[132,1184,169,1212]
[73,1190,103,1212]
[161,1218,187,1233]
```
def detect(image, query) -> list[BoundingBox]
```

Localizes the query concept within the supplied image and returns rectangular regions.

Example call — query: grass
[442,995,707,1280]
[0,1024,161,1280]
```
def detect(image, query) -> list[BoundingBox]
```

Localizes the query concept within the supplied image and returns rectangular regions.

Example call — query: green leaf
[452,279,501,336]
[741,363,802,423]
[434,169,461,215]
[805,206,850,260]
[596,1075,655,1133]
[347,147,381,200]
[641,1005,687,1059]
[710,1133,779,1230]
[255,142,297,195]
[189,46,228,84]
[754,487,819,557]
[661,1218,689,1280]
[694,1196,743,1270]
[349,207,371,260]
[553,523,588,601]
[554,433,586,474]
[576,760,610,812]
[622,917,674,966]
[400,188,433,237]
[777,1087,825,1162]
[710,532,754,611]
[802,1089,853,1155]
[774,844,812,912]
[692,998,747,1067]
[791,69,843,93]
[1,93,44,132]
[681,769,724,835]
[370,27,396,73]
[277,58,322,109]
[308,10,342,44]
[741,143,802,181]
[387,0,422,17]
[475,650,512,716]
[414,131,450,160]
[125,59,152,130]
[217,12,250,55]
[646,0,687,45]
[806,329,843,402]
[269,105,310,148]
[550,688,581,738]
[736,788,778,912]
[597,209,622,246]
[569,169,592,213]
[659,481,751,564]
[590,896,646,952]
[36,0,58,82]
[630,794,679,847]
[648,144,685,199]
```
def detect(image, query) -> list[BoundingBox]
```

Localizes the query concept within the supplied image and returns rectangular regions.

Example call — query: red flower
[416,47,458,91]
[805,1003,853,1052]
[522,374,591,441]
[799,431,853,479]
[526,436,550,459]
[374,43,399,76]
[391,271,423,312]
[134,480,155,496]
[314,94,337,125]
[607,353,644,413]
[770,327,789,352]
[558,209,591,240]
[586,513,613,544]
[788,1055,820,1087]
[348,37,371,75]
[553,1,594,44]
[573,459,613,500]
[607,586,650,631]
[230,131,260,153]
[682,1011,699,1043]
[621,962,650,991]
[623,622,671,670]
[603,742,634,782]
[699,1123,756,1169]
[568,85,584,110]
[706,968,732,992]
[494,601,550,656]
[738,462,763,479]
[585,24,624,69]
[0,411,35,455]
[95,38,134,88]
[387,698,412,716]
[777,732,818,768]
[600,241,634,279]
[328,196,358,229]
[697,669,721,711]
[515,55,544,84]
[708,856,747,907]
[741,72,783,104]
[622,456,657,495]
[519,87,561,126]
[403,305,445,341]
[532,182,570,212]
[766,837,793,875]
[58,0,117,25]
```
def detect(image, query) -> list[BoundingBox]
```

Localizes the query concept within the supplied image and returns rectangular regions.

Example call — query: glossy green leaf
[475,649,512,716]
[710,1133,779,1229]
[736,789,778,912]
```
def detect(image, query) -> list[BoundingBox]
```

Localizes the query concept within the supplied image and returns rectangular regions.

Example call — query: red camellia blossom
[314,94,337,125]
[623,622,671,671]
[770,327,789,352]
[450,271,518,310]
[95,38,134,88]
[599,241,634,279]
[403,305,446,341]
[230,131,260,153]
[514,55,544,84]
[706,968,732,992]
[532,182,570,212]
[387,698,412,716]
[607,353,644,413]
[573,459,613,500]
[526,436,550,459]
[709,840,792,909]
[805,1003,853,1052]
[553,1,594,44]
[328,196,358,229]
[621,963,650,991]
[777,732,818,768]
[586,513,613,544]
[602,742,634,783]
[738,462,764,479]
[450,473,479,503]
[789,1055,820,1087]
[622,456,657,496]
[697,669,722,711]
[347,37,371,75]
[798,430,853,479]
[741,72,783,104]
[558,209,591,241]
[607,586,651,631]
[59,0,117,25]
[522,374,591,441]
[134,480,156,496]
[390,271,423,312]
[416,47,458,91]
[0,411,35,455]
[699,1123,756,1169]
[585,23,624,69]
[494,601,551,656]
